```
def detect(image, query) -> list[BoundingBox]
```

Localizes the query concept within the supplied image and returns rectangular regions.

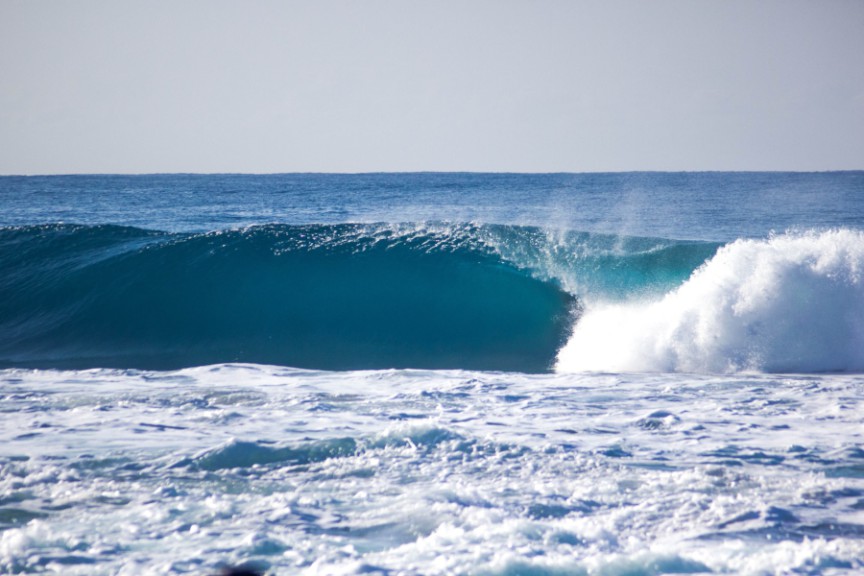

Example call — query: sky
[1,0,862,174]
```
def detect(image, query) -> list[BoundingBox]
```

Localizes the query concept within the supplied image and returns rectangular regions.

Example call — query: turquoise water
[1,172,863,575]
[0,222,721,371]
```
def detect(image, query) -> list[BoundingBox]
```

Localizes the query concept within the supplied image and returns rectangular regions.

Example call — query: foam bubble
[556,229,864,373]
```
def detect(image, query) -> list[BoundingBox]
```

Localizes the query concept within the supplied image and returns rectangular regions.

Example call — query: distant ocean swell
[1,223,860,374]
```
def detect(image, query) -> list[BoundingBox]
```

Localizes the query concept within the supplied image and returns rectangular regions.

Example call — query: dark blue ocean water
[1,172,864,575]
[3,172,863,239]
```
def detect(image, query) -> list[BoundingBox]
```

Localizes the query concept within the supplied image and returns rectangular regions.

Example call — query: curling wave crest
[0,223,577,372]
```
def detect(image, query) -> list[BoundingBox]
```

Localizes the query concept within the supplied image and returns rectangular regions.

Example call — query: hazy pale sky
[1,0,862,174]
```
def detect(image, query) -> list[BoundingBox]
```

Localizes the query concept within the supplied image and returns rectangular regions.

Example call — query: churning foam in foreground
[557,229,864,373]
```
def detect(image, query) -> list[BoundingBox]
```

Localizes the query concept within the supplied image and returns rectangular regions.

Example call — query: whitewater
[1,172,863,575]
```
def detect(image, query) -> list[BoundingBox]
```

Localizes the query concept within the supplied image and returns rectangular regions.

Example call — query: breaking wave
[556,229,864,373]
[6,222,857,373]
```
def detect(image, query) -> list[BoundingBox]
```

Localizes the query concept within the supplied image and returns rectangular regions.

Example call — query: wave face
[557,229,864,373]
[8,222,858,374]
[0,223,582,372]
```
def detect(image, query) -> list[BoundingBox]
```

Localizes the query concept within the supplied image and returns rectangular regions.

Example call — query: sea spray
[556,229,864,373]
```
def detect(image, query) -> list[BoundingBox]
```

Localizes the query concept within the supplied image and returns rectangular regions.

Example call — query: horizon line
[2,169,863,178]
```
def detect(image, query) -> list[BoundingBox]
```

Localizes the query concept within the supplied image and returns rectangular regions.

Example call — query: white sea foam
[3,365,864,574]
[557,229,864,373]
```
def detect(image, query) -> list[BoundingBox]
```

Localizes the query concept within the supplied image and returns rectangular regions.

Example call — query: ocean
[1,172,863,575]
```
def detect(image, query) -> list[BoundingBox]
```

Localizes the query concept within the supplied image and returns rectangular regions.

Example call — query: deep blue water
[3,172,863,239]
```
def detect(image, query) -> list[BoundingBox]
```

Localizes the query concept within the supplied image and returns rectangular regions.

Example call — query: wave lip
[557,229,864,374]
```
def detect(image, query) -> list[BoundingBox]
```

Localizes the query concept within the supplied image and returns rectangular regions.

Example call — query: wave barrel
[0,224,576,372]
